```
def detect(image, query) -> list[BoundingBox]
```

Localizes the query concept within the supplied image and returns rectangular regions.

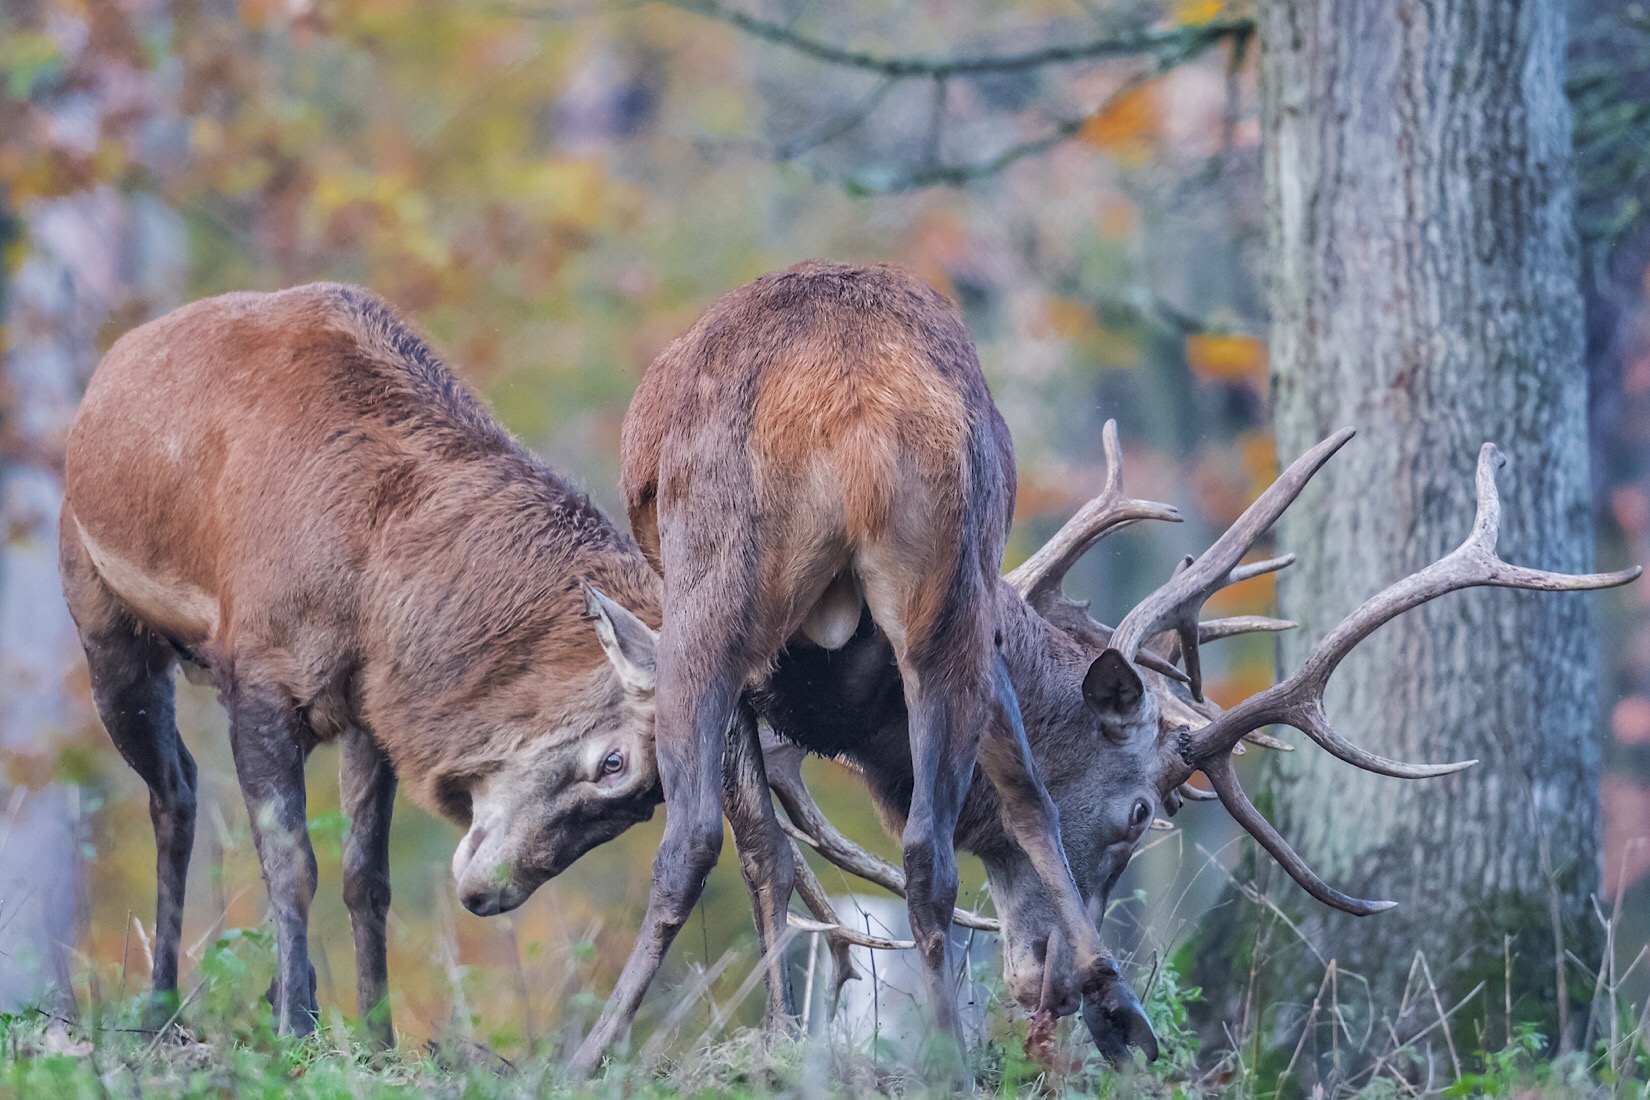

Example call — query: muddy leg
[62,524,197,1028]
[568,589,748,1077]
[226,680,319,1035]
[897,667,978,1073]
[339,729,397,1046]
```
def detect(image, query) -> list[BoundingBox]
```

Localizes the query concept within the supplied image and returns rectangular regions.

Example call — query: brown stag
[571,261,1148,1075]
[58,285,667,1042]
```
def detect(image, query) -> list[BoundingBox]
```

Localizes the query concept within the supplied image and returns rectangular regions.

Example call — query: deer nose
[460,888,501,917]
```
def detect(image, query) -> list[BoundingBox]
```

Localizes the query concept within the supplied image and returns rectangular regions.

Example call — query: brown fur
[623,261,1011,660]
[65,283,658,806]
[574,262,1129,1075]
[60,283,664,1037]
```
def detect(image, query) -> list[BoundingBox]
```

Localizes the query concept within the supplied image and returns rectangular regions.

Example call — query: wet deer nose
[460,888,501,917]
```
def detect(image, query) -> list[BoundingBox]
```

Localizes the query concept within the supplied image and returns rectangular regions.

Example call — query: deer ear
[581,581,657,695]
[1083,649,1145,725]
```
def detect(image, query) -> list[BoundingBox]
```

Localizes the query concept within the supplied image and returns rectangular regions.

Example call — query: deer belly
[799,571,863,650]
[77,521,221,644]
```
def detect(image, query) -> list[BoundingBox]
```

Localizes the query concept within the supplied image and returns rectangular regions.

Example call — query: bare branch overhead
[665,0,1253,81]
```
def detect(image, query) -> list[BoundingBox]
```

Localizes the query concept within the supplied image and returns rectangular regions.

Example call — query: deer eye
[1129,799,1152,830]
[601,750,625,776]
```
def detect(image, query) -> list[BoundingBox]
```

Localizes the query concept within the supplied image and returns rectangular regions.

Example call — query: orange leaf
[1239,431,1277,497]
[1186,332,1266,382]
[1076,85,1158,164]
[1045,297,1093,338]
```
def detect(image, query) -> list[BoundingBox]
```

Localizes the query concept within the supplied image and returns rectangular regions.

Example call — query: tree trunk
[1254,0,1600,1061]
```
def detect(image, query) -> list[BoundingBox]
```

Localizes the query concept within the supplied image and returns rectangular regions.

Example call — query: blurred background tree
[1,0,1645,1080]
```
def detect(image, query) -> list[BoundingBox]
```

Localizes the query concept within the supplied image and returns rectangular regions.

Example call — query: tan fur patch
[749,341,969,545]
[77,519,220,643]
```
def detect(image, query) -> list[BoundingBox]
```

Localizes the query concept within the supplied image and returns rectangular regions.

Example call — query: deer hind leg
[860,559,992,1070]
[61,518,196,1028]
[722,699,798,1031]
[339,728,397,1047]
[224,677,319,1035]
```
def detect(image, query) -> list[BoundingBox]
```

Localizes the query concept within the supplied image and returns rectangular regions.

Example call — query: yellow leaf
[1186,332,1265,382]
[1174,0,1226,23]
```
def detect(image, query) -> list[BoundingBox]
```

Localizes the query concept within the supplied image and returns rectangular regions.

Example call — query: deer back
[621,260,1015,655]
[62,283,662,824]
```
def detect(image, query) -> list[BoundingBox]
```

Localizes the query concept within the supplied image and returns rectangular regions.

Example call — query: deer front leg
[722,701,798,1031]
[978,652,1157,1062]
[225,679,319,1035]
[339,728,397,1047]
[567,628,742,1078]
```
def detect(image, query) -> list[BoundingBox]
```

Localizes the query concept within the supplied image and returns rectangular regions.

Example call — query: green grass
[1,926,1645,1099]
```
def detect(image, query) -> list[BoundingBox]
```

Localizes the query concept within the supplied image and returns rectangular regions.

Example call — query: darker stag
[569,261,1148,1075]
[761,422,1639,1056]
[59,285,665,1041]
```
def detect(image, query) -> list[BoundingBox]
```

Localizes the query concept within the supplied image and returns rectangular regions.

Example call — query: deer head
[446,581,662,915]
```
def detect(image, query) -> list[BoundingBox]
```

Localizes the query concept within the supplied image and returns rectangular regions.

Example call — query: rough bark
[1254,0,1601,1057]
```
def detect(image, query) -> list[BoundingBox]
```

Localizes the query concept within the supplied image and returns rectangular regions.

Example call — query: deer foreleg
[899,677,976,1075]
[568,648,740,1078]
[978,652,1158,1062]
[339,728,397,1047]
[226,679,319,1036]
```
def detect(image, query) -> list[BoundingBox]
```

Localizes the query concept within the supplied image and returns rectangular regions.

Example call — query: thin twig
[690,926,802,1051]
[119,912,132,1001]
[1497,728,1573,1051]
[772,77,897,161]
[138,981,205,1060]
[1195,842,1328,967]
[1277,961,1334,1092]
[841,37,1230,194]
[665,0,1252,80]
[637,950,741,1065]
[1418,953,1463,1081]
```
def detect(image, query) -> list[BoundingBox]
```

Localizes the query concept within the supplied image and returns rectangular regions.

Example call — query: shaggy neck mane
[319,286,660,780]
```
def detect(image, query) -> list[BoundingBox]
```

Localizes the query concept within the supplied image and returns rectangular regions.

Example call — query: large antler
[1166,442,1640,915]
[1109,427,1354,701]
[1006,420,1183,610]
[1007,420,1197,684]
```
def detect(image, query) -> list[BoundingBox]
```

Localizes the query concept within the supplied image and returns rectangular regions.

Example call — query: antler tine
[788,847,915,952]
[786,843,867,1007]
[1005,420,1183,608]
[1110,428,1356,701]
[1166,442,1643,916]
[1202,755,1395,916]
[766,744,1000,932]
[1185,442,1642,771]
[1176,780,1219,803]
[1199,616,1297,642]
[1227,554,1295,585]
